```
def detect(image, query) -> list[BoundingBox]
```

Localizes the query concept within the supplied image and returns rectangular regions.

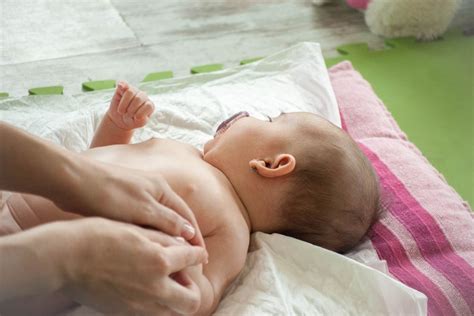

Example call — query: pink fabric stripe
[339,110,347,131]
[360,143,474,313]
[346,0,369,10]
[370,222,453,315]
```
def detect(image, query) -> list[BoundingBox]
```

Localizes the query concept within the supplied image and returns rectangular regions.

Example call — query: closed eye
[266,115,273,122]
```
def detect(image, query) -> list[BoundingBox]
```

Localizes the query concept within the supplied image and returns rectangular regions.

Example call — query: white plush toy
[314,0,461,39]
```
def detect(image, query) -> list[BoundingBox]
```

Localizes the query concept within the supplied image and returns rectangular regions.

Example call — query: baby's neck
[224,175,253,233]
[207,163,252,234]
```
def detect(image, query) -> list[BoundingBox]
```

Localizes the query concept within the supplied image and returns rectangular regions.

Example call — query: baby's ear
[249,154,296,178]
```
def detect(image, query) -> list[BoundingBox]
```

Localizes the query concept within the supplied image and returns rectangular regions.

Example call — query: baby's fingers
[135,101,155,120]
[127,91,148,116]
[117,87,138,114]
[110,81,128,112]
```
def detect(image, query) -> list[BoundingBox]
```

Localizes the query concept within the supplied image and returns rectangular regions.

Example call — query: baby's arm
[90,81,155,148]
[186,227,248,315]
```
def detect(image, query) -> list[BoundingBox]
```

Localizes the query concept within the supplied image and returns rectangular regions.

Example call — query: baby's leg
[0,192,80,236]
[12,193,80,230]
[0,192,22,236]
[0,193,80,316]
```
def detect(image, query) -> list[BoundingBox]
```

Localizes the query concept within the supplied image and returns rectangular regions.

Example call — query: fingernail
[175,237,185,244]
[182,223,195,240]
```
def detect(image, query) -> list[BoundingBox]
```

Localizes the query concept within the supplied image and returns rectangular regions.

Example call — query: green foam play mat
[325,29,474,207]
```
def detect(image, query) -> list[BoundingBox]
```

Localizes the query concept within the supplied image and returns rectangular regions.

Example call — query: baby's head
[203,111,379,253]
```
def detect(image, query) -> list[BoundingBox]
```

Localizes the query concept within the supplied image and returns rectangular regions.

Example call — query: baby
[0,82,380,315]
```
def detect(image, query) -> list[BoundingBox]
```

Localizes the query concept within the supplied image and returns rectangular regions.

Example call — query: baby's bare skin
[4,82,250,315]
[2,73,378,315]
[3,79,376,315]
[83,137,250,240]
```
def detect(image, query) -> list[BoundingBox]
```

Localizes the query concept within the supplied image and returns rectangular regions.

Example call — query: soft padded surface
[326,29,474,207]
[330,61,474,316]
[0,43,426,315]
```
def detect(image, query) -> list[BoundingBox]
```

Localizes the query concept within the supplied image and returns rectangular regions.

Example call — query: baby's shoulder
[140,137,201,156]
[202,211,250,290]
[186,184,239,230]
[202,191,250,251]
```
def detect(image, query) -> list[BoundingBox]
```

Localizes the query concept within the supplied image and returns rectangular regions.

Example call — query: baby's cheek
[227,125,258,143]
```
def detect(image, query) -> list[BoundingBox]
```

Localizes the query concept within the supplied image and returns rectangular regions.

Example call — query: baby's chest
[85,138,233,235]
[135,138,202,171]
[140,139,233,235]
[84,137,199,172]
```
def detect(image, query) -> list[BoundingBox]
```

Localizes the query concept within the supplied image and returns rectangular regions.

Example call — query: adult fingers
[131,225,185,247]
[110,204,187,242]
[140,201,193,240]
[157,185,206,248]
[164,245,208,273]
[160,270,202,314]
[130,303,176,316]
[113,304,174,316]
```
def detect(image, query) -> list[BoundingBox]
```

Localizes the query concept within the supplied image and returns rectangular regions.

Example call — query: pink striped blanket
[329,61,474,316]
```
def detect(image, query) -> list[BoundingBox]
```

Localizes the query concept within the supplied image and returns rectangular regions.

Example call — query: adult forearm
[0,122,81,200]
[0,122,205,245]
[0,224,66,302]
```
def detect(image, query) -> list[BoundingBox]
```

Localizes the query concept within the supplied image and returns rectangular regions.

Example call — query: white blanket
[0,43,427,315]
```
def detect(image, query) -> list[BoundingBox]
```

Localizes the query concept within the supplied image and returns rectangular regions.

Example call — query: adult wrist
[32,220,90,297]
[31,223,71,292]
[0,223,70,301]
[47,149,90,209]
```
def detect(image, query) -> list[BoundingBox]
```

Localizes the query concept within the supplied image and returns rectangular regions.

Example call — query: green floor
[326,29,474,207]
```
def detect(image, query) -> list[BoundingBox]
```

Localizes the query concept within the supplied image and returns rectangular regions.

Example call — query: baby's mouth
[214,111,249,137]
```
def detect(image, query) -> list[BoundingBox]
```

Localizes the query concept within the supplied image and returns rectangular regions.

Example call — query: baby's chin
[203,138,220,163]
[203,138,214,156]
[203,130,225,156]
[202,138,227,171]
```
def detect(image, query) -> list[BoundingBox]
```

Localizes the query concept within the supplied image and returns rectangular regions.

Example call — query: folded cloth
[330,60,474,316]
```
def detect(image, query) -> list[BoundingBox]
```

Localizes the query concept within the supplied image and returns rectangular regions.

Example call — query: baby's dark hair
[279,125,380,253]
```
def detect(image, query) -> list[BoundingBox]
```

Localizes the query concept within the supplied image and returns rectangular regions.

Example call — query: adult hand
[1,218,208,315]
[1,122,204,247]
[55,158,205,248]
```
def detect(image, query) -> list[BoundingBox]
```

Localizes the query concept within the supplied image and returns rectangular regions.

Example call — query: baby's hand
[107,81,155,130]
